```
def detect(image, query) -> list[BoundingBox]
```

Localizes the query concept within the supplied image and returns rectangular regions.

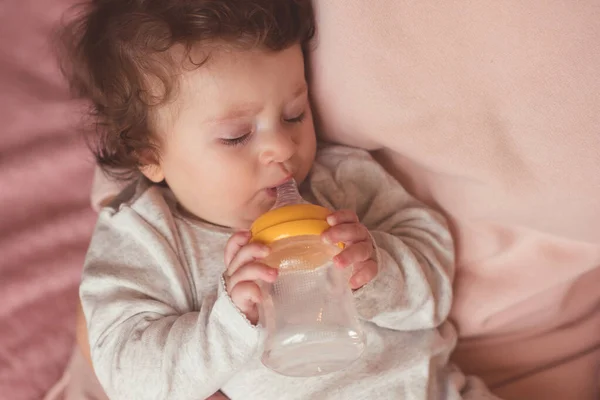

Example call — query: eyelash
[220,133,251,147]
[220,112,306,147]
[284,112,305,124]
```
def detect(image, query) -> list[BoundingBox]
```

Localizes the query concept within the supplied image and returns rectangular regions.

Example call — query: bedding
[0,1,96,399]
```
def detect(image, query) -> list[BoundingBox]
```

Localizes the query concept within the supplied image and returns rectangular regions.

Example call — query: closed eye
[220,132,251,147]
[284,112,305,124]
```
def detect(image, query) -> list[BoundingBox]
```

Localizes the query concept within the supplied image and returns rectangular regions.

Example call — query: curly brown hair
[58,0,315,180]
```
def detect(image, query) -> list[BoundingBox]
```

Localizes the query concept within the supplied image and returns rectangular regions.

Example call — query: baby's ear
[136,145,164,182]
[140,163,165,183]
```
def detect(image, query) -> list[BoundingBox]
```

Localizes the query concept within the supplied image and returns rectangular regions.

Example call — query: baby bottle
[251,180,365,377]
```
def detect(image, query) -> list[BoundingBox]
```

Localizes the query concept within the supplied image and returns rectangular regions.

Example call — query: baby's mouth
[265,186,278,197]
[265,175,293,197]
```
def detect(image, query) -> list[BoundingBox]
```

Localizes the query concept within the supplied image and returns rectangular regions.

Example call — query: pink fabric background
[0,1,96,399]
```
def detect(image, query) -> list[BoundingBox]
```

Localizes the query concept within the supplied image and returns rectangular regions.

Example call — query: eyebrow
[292,84,308,98]
[207,105,262,124]
[207,84,309,124]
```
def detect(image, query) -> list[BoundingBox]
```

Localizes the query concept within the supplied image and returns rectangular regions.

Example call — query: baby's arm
[80,207,259,400]
[310,146,454,330]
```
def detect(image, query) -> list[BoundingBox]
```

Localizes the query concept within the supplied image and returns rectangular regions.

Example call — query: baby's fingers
[228,263,277,290]
[326,209,359,225]
[224,230,251,266]
[322,222,369,245]
[350,259,378,290]
[229,281,262,323]
[227,242,270,276]
[333,241,374,269]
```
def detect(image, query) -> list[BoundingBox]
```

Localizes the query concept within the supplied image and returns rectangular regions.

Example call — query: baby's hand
[322,210,378,290]
[224,231,277,325]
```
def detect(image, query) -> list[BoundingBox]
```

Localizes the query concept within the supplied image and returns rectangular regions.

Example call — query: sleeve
[80,207,260,400]
[309,146,454,331]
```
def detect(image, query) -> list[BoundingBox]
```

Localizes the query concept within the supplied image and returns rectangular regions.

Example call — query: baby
[60,0,498,399]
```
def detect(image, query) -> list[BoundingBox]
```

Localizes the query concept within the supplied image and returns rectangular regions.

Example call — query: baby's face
[145,44,316,229]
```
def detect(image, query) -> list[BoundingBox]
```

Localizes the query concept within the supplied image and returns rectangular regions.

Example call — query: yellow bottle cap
[251,204,333,245]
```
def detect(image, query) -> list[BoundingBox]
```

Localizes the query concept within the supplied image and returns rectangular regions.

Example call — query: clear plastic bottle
[251,180,366,377]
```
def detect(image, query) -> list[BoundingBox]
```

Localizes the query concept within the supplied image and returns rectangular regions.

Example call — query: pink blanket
[0,1,97,399]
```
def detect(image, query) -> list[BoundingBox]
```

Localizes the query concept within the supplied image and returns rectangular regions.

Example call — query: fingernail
[321,234,332,244]
[326,215,335,225]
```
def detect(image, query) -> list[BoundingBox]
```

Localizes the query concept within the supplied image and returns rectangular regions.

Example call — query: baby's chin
[204,203,274,231]
[177,191,275,230]
[234,202,276,230]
